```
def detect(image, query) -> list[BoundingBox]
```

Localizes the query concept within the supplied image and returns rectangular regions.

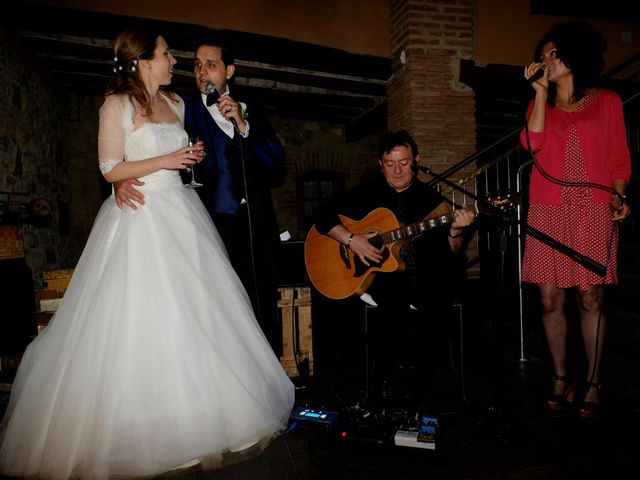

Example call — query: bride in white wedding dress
[0,28,294,479]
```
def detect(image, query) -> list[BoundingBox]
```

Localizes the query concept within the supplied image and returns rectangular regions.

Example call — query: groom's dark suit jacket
[182,91,286,355]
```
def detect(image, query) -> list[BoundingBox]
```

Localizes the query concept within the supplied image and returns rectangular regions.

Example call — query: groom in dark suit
[182,39,286,355]
[114,38,286,356]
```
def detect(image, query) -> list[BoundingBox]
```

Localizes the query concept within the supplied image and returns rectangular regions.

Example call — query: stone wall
[0,30,73,288]
[63,94,108,258]
[271,117,382,240]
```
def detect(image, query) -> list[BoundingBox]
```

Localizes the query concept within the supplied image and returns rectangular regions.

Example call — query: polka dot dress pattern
[522,91,618,291]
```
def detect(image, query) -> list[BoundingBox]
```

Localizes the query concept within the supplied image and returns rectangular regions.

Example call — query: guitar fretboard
[378,213,455,245]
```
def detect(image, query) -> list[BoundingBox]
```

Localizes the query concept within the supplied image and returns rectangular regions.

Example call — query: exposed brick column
[388,0,476,174]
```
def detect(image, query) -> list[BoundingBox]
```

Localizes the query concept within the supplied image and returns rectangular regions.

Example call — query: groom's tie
[206,91,219,107]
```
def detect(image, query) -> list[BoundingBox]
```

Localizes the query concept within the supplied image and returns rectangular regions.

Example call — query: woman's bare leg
[539,283,568,396]
[575,285,606,403]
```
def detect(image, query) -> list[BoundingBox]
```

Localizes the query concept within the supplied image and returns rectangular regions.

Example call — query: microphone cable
[234,123,264,327]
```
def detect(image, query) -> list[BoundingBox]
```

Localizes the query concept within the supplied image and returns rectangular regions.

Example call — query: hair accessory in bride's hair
[112,56,138,74]
[113,55,123,73]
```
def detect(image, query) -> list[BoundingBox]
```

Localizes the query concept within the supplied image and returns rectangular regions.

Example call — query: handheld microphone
[204,82,219,106]
[527,65,545,84]
[205,82,238,129]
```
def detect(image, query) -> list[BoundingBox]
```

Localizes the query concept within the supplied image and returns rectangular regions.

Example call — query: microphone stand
[419,165,512,423]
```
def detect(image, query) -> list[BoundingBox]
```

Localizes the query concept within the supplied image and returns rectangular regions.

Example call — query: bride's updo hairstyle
[106,26,169,116]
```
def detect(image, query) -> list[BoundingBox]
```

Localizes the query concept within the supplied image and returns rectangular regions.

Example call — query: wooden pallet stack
[278,286,314,378]
[35,269,74,333]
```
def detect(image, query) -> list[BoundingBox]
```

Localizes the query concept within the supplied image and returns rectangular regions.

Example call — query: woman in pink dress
[520,21,631,418]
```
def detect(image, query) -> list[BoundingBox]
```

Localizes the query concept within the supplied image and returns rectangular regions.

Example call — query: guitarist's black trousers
[366,275,451,406]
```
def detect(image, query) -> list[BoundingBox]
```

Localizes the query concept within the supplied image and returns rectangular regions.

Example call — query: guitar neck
[379,213,455,245]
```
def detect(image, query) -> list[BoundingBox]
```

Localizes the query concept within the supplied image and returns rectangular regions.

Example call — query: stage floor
[143,348,640,480]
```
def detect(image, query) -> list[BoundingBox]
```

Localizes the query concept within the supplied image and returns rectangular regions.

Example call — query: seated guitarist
[313,129,475,409]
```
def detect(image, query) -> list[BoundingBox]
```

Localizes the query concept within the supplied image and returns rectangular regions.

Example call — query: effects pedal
[289,406,340,431]
[393,414,438,450]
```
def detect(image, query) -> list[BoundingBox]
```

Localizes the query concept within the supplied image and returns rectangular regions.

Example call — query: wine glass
[184,136,203,188]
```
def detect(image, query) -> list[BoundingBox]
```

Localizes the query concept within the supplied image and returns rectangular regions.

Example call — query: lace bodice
[125,122,188,161]
[98,93,187,176]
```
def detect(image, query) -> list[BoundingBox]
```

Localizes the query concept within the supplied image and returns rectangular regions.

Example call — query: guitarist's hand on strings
[448,206,476,252]
[350,232,383,267]
[451,207,476,229]
[327,225,383,267]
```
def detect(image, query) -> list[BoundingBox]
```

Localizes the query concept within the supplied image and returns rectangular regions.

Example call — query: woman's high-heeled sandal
[545,374,576,411]
[578,382,602,419]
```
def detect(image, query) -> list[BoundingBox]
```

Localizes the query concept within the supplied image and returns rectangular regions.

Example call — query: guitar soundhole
[368,235,383,249]
[353,244,389,278]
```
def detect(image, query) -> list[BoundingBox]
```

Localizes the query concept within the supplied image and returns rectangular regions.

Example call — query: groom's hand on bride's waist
[114,178,146,210]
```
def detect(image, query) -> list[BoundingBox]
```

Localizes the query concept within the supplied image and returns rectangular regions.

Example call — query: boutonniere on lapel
[238,102,248,120]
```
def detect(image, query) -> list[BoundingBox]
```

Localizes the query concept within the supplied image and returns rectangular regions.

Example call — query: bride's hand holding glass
[184,137,204,188]
[165,142,205,170]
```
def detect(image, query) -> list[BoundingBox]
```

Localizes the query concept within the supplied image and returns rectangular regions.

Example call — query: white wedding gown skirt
[0,123,295,479]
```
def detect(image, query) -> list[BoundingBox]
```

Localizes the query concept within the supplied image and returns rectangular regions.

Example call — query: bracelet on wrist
[448,229,463,239]
[347,233,354,245]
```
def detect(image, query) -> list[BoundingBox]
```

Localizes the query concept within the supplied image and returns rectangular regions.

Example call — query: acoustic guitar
[304,195,516,300]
